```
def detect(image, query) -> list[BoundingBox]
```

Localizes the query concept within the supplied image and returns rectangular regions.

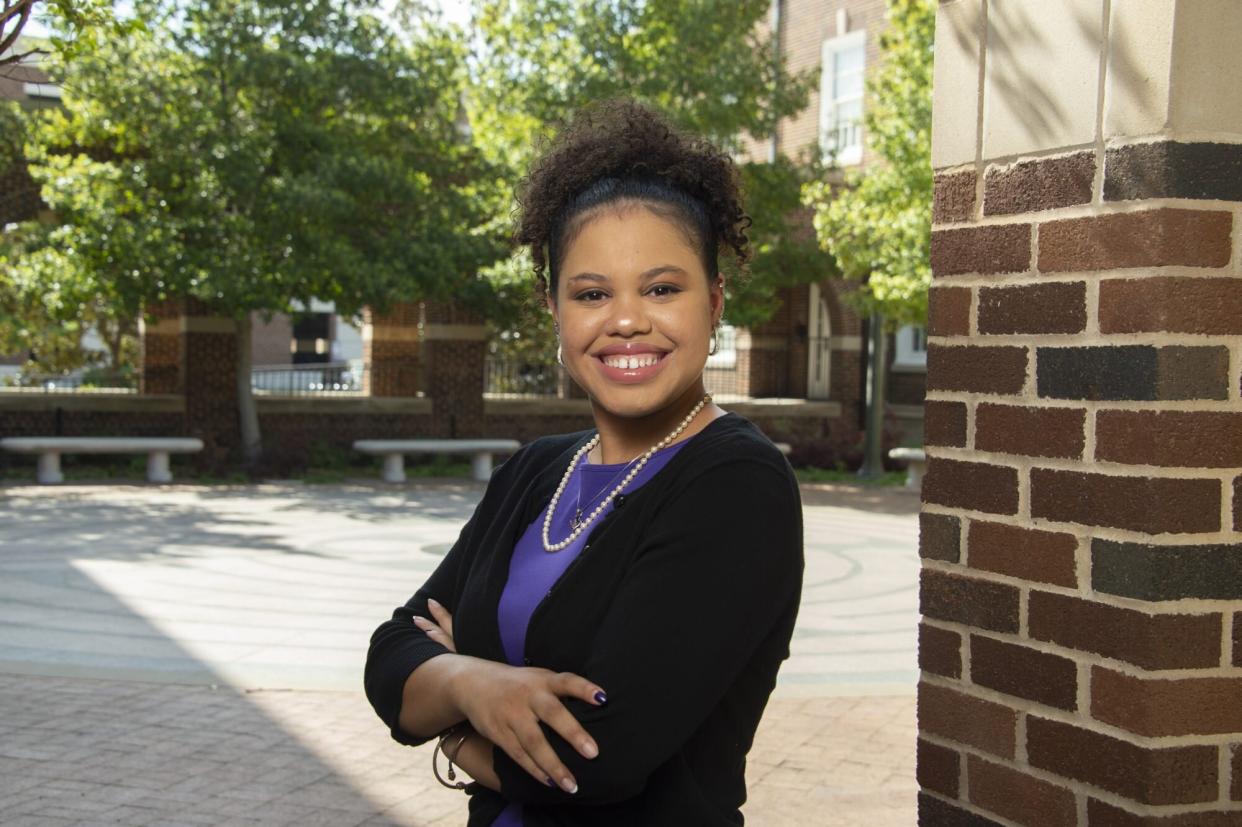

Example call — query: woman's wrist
[454,729,502,792]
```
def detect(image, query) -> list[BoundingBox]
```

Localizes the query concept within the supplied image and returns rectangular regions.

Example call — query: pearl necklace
[542,393,712,553]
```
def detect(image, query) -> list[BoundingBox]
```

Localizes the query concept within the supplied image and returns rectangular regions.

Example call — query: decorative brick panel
[930,223,1032,277]
[1099,276,1242,335]
[933,170,977,223]
[927,345,1028,394]
[1091,667,1242,737]
[1037,208,1233,273]
[974,403,1084,460]
[924,458,1019,515]
[1028,591,1221,671]
[919,622,962,679]
[1104,141,1242,202]
[920,569,1020,633]
[1036,345,1230,401]
[977,282,1086,335]
[917,682,1017,759]
[919,513,962,563]
[1026,716,1218,805]
[967,754,1077,827]
[916,738,960,798]
[927,286,971,337]
[969,634,1078,710]
[1092,539,1242,601]
[1030,468,1221,534]
[967,520,1078,588]
[984,152,1095,216]
[1096,411,1242,467]
[924,400,967,447]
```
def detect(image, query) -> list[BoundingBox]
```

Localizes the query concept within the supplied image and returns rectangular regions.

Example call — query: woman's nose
[606,293,651,335]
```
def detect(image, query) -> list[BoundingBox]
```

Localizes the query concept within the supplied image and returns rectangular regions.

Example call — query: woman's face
[549,204,723,420]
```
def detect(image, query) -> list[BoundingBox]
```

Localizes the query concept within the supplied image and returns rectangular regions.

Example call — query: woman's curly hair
[515,98,752,301]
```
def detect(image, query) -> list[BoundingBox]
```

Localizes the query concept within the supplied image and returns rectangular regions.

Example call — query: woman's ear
[711,275,725,325]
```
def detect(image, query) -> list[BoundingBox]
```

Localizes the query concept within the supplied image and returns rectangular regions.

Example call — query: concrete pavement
[0,480,918,825]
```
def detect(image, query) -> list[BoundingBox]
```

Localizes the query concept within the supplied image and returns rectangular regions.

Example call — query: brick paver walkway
[0,481,918,826]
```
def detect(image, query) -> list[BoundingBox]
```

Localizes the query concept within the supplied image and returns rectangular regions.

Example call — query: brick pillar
[140,298,183,394]
[921,2,1242,823]
[362,302,422,397]
[423,300,486,437]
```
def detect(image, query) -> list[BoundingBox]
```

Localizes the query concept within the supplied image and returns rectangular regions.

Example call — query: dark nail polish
[545,777,555,787]
[594,690,608,705]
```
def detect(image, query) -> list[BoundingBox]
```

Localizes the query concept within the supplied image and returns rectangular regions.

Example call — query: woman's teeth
[601,353,662,369]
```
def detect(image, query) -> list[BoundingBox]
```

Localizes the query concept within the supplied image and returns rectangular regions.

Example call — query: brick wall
[921,1,1242,823]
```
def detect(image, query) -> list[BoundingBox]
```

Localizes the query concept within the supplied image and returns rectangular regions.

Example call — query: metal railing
[251,362,366,396]
[0,370,138,393]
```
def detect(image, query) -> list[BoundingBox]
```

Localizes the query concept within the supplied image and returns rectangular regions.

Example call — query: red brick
[931,223,1032,277]
[918,792,1005,826]
[1039,208,1233,273]
[924,401,967,448]
[1092,666,1242,737]
[1027,716,1217,804]
[1087,798,1242,826]
[919,622,962,679]
[970,635,1077,711]
[1100,276,1242,334]
[923,458,1019,515]
[977,282,1086,335]
[920,513,962,563]
[927,345,1028,394]
[921,569,1020,633]
[967,754,1076,827]
[984,152,1094,216]
[934,170,976,224]
[1097,410,1242,468]
[916,738,960,798]
[918,681,1017,759]
[1031,468,1221,534]
[1028,591,1221,670]
[967,520,1078,588]
[974,404,1084,460]
[928,286,971,337]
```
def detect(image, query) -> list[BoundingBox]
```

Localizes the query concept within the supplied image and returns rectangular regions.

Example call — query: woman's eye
[574,290,607,302]
[649,285,681,297]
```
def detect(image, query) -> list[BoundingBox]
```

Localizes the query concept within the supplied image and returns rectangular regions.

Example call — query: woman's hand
[412,598,456,652]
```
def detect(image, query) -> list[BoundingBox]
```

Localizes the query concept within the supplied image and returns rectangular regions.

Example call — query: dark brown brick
[1027,716,1217,804]
[918,792,1005,827]
[1235,614,1241,668]
[1038,208,1232,273]
[970,635,1077,710]
[977,282,1086,335]
[916,738,960,798]
[1092,538,1242,601]
[1092,667,1242,737]
[1036,345,1230,401]
[1097,410,1242,468]
[1234,743,1241,801]
[1100,276,1242,335]
[919,622,962,679]
[967,521,1078,588]
[931,223,1032,277]
[1105,140,1242,203]
[927,345,1028,394]
[1031,468,1221,534]
[918,681,1017,759]
[924,401,967,447]
[985,152,1094,216]
[974,403,1084,460]
[1235,477,1242,533]
[1028,590,1221,670]
[934,170,976,223]
[920,569,1020,633]
[924,458,1020,515]
[920,513,962,562]
[1088,797,1242,826]
[967,754,1076,827]
[928,286,971,337]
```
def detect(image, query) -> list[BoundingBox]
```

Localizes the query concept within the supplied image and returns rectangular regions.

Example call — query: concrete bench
[354,439,522,483]
[1,437,205,484]
[888,447,927,490]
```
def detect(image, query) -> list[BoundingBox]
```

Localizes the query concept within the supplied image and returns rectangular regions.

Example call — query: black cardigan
[364,412,804,826]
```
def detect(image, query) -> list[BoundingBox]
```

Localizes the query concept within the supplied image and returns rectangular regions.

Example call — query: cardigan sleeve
[491,456,804,806]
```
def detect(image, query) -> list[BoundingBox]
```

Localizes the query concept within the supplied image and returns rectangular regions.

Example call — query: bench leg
[37,452,63,485]
[906,461,925,491]
[381,453,406,483]
[147,451,173,483]
[471,453,493,482]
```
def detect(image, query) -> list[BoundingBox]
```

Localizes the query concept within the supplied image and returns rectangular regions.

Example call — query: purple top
[489,436,693,826]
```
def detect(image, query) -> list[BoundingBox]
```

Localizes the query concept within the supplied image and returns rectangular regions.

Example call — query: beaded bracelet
[432,725,472,791]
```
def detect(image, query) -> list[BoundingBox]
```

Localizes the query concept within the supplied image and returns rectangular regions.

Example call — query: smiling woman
[365,99,805,827]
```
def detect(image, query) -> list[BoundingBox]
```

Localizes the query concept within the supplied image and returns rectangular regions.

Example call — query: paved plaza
[0,479,919,825]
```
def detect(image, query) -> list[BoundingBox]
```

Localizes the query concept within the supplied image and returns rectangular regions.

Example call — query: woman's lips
[594,352,668,384]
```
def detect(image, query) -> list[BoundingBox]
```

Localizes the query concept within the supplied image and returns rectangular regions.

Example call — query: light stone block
[1169,0,1242,135]
[1104,0,1175,137]
[983,0,1105,160]
[932,0,984,169]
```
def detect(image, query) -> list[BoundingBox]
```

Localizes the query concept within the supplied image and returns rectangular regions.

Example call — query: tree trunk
[235,313,262,466]
[857,312,889,480]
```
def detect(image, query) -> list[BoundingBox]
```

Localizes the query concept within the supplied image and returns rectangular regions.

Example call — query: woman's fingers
[552,671,608,707]
[513,717,578,794]
[535,695,599,761]
[411,615,456,653]
[427,598,453,639]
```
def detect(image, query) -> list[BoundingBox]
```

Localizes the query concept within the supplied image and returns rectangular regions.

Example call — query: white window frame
[819,30,866,167]
[893,325,927,371]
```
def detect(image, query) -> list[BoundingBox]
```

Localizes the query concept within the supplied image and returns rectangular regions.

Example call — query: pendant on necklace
[571,508,583,530]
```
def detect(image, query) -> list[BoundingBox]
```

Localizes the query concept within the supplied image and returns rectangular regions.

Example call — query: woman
[365,99,804,826]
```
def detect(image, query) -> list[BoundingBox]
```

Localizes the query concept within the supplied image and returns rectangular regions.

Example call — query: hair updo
[515,98,752,302]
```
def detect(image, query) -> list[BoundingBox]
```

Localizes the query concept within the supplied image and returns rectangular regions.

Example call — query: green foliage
[802,0,934,329]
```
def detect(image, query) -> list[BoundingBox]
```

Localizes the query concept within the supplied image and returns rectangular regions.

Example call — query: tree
[1,0,136,72]
[801,0,934,476]
[9,0,505,462]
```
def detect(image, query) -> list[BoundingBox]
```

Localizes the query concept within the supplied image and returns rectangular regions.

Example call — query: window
[894,325,927,370]
[820,31,866,166]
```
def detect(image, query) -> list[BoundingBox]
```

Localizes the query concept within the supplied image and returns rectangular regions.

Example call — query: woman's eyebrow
[566,265,688,285]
